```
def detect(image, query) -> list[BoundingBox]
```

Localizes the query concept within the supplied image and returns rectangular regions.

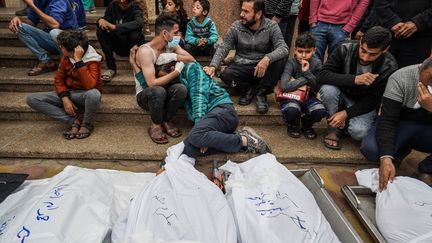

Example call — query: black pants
[183,104,242,158]
[220,57,287,95]
[184,43,215,57]
[96,26,145,70]
[298,20,310,34]
[136,83,187,125]
[390,35,432,68]
[284,15,298,49]
[361,122,432,173]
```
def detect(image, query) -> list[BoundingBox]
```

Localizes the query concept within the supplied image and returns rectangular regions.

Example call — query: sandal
[101,69,116,83]
[162,122,182,138]
[63,123,80,140]
[287,124,301,138]
[76,124,93,139]
[323,131,341,150]
[148,126,169,144]
[302,127,317,140]
[28,61,56,76]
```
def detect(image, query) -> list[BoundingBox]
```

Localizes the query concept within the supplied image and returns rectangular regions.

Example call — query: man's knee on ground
[360,139,379,162]
[348,124,369,141]
[319,84,340,100]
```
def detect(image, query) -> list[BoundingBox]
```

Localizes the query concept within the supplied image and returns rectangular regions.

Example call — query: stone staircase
[0,7,382,169]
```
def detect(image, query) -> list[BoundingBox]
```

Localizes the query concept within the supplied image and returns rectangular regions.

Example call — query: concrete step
[0,47,213,70]
[0,8,156,31]
[0,91,285,125]
[0,120,371,164]
[0,28,155,48]
[0,68,137,94]
[0,67,220,94]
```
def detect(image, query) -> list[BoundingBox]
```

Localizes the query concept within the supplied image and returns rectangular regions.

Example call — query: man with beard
[204,0,288,114]
[316,26,398,150]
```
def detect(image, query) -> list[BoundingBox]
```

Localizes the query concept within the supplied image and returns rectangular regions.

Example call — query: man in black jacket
[317,26,398,150]
[97,0,145,82]
[374,0,432,68]
[361,58,432,191]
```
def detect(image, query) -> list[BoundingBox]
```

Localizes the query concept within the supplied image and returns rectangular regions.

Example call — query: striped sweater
[180,62,232,123]
[376,65,432,157]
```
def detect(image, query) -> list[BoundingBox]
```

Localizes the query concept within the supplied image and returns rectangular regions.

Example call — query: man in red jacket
[309,0,370,61]
[26,30,103,140]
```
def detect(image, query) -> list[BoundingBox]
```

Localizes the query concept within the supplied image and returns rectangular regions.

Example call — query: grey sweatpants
[26,89,101,126]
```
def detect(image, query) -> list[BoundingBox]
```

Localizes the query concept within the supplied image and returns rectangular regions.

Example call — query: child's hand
[198,38,206,47]
[301,59,310,73]
[73,45,85,61]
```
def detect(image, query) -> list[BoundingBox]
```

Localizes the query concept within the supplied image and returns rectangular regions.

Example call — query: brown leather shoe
[28,61,57,76]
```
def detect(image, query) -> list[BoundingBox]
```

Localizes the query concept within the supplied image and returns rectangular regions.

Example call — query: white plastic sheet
[356,169,432,243]
[220,154,340,243]
[0,166,155,243]
[112,142,237,243]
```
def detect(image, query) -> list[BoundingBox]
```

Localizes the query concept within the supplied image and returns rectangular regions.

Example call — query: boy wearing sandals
[279,33,327,139]
[27,30,103,139]
[316,26,397,150]
[129,13,193,144]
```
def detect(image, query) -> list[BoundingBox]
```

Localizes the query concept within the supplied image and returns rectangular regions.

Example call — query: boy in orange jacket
[27,30,103,139]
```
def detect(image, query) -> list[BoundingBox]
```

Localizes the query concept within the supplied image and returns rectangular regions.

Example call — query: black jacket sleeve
[376,97,403,157]
[411,6,432,32]
[115,7,144,34]
[99,3,114,24]
[374,0,402,29]
[316,46,356,87]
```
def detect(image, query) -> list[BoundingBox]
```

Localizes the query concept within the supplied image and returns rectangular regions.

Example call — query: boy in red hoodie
[309,0,370,61]
[27,30,103,139]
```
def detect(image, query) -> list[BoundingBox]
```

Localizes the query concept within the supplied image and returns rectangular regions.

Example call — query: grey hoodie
[209,17,288,68]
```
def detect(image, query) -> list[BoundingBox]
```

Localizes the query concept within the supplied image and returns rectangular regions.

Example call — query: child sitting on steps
[279,33,327,139]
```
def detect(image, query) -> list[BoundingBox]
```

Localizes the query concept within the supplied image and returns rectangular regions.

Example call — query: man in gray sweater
[204,0,288,114]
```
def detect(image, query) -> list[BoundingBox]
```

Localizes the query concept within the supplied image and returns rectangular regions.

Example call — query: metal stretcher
[341,185,387,243]
[291,169,364,243]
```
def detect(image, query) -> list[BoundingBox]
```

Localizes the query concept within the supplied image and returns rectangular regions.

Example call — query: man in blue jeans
[309,0,370,61]
[316,27,398,150]
[361,58,432,191]
[8,0,78,76]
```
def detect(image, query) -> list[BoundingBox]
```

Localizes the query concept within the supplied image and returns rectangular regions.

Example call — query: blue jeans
[361,122,432,173]
[17,23,61,63]
[183,104,241,158]
[310,21,349,61]
[319,84,376,140]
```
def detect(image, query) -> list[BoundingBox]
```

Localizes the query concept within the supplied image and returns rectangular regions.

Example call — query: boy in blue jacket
[185,0,219,56]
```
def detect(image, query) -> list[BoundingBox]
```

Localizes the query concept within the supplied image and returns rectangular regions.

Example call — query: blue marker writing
[16,226,30,243]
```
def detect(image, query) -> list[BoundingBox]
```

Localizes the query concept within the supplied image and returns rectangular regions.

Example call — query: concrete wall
[183,0,241,36]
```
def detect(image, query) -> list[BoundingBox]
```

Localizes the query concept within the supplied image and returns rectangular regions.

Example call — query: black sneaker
[239,126,272,154]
